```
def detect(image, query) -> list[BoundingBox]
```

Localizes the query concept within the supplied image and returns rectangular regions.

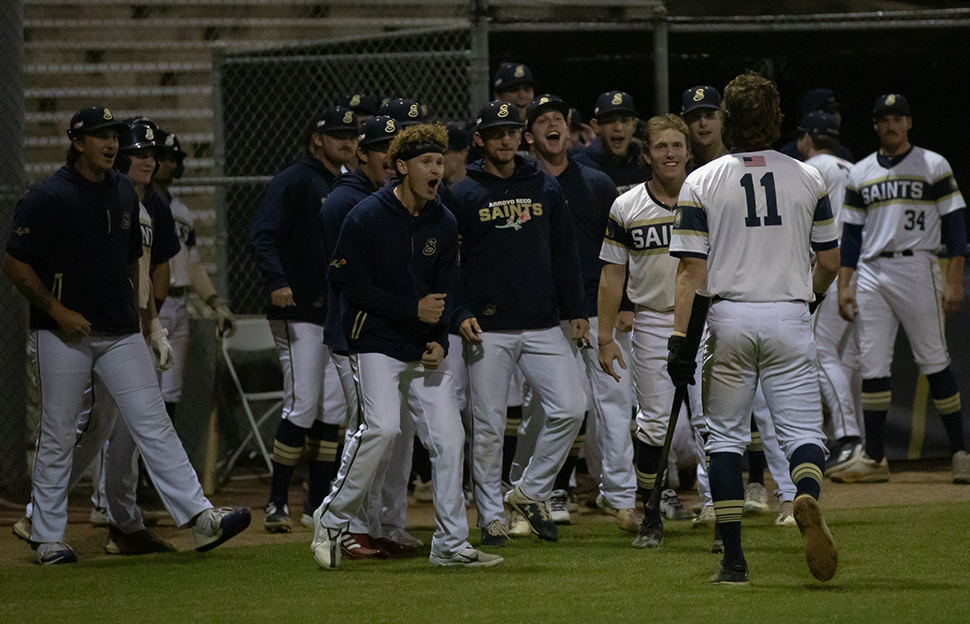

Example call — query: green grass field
[3,502,969,624]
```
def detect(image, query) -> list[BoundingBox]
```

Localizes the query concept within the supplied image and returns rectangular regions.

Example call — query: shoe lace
[662,490,685,511]
[549,495,568,513]
[486,519,509,538]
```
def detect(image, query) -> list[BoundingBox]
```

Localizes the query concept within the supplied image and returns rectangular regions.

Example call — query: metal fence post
[211,43,230,301]
[469,0,490,110]
[653,14,669,115]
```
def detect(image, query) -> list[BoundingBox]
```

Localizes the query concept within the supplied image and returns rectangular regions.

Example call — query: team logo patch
[514,65,525,78]
[343,111,354,124]
[14,227,29,236]
[498,104,509,118]
[103,108,113,120]
[483,304,496,315]
[611,93,624,106]
[408,104,419,118]
[886,94,896,105]
[350,94,361,106]
[385,119,396,133]
[673,209,683,227]
[423,238,437,256]
[145,127,154,140]
[121,212,131,230]
[693,88,705,102]
[539,96,549,105]
[496,210,531,231]
[329,258,347,268]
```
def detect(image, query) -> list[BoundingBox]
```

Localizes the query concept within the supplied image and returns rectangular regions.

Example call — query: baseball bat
[646,290,714,513]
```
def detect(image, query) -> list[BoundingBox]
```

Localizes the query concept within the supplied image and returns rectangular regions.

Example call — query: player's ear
[589,118,600,134]
[473,131,484,148]
[395,158,408,177]
[524,131,535,146]
[312,132,325,149]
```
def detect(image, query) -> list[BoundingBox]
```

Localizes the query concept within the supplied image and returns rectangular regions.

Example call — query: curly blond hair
[721,72,783,151]
[387,123,448,168]
[642,114,690,147]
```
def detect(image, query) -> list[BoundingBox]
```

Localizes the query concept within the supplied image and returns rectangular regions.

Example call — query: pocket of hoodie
[52,273,63,301]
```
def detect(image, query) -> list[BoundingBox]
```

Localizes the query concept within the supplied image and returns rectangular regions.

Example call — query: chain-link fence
[215,27,476,315]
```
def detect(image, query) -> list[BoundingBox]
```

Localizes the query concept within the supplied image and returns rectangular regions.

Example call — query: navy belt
[878,250,914,258]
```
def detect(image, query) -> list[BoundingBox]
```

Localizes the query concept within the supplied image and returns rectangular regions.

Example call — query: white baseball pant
[270,320,343,428]
[814,279,863,440]
[466,327,586,524]
[751,383,797,502]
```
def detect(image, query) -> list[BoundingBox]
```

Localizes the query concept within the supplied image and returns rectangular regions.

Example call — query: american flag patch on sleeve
[743,155,766,167]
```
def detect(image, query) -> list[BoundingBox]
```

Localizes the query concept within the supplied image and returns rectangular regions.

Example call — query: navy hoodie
[450,155,586,331]
[249,156,336,324]
[6,166,142,333]
[320,169,377,353]
[328,183,459,362]
[574,137,651,197]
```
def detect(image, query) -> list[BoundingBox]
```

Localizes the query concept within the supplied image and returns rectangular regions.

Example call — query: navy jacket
[574,137,651,196]
[249,157,336,324]
[6,166,142,333]
[320,169,377,353]
[557,160,619,319]
[450,155,586,331]
[144,185,181,266]
[328,184,459,362]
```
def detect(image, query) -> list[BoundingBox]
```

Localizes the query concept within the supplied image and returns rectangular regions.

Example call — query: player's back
[804,154,852,231]
[677,149,834,303]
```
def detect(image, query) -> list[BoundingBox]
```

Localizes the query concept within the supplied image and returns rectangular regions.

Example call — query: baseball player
[319,114,420,559]
[574,91,650,196]
[492,62,536,122]
[597,113,703,548]
[153,129,236,422]
[681,86,728,168]
[792,111,864,475]
[523,94,640,533]
[779,89,855,163]
[4,107,250,564]
[338,93,380,129]
[249,106,358,533]
[451,101,588,546]
[668,73,840,584]
[312,123,502,569]
[835,94,969,484]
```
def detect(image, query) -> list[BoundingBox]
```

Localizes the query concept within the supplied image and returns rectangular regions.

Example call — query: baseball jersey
[842,147,965,260]
[805,154,853,233]
[574,138,651,197]
[137,203,153,308]
[6,166,142,333]
[599,183,678,312]
[165,193,201,289]
[671,150,838,302]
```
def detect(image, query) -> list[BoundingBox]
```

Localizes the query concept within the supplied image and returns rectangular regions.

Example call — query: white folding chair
[221,317,282,476]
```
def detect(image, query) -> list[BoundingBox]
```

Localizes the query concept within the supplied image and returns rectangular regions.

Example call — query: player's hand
[943,279,963,317]
[422,341,444,369]
[418,293,447,324]
[459,317,483,344]
[54,308,92,341]
[149,319,174,371]
[571,318,590,343]
[666,334,696,387]
[615,311,634,333]
[215,302,237,338]
[837,284,857,322]
[808,291,826,315]
[271,286,296,307]
[598,339,626,382]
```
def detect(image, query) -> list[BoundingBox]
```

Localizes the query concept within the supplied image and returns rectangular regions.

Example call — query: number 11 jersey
[670,149,838,303]
[842,146,964,261]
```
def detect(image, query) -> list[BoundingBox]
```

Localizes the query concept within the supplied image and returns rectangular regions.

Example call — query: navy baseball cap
[476,101,523,131]
[526,94,571,129]
[314,106,358,134]
[801,88,843,116]
[493,62,535,92]
[378,98,425,126]
[358,115,400,149]
[873,93,910,117]
[594,91,637,119]
[338,93,380,117]
[445,122,471,152]
[119,123,157,152]
[799,111,840,138]
[67,106,129,139]
[155,130,184,159]
[681,86,721,115]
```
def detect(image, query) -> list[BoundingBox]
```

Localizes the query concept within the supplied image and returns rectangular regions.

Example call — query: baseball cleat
[301,513,314,528]
[548,489,571,525]
[90,506,109,527]
[36,542,78,566]
[13,516,36,547]
[597,494,643,532]
[693,504,716,527]
[412,476,434,502]
[829,455,889,483]
[506,509,531,537]
[709,558,749,585]
[793,494,838,582]
[430,546,504,568]
[373,536,420,557]
[824,442,864,478]
[105,526,176,555]
[193,507,251,552]
[339,533,389,560]
[384,527,423,548]
[775,500,796,527]
[311,507,341,570]
[506,485,558,542]
[263,502,292,533]
[480,519,510,547]
[661,489,696,521]
[952,450,970,484]
[631,512,664,549]
[743,482,770,514]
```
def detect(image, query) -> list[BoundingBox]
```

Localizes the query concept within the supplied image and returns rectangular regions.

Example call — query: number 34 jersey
[670,149,838,303]
[842,146,965,261]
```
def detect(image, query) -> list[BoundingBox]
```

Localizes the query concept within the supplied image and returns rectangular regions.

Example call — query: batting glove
[149,318,174,372]
[808,291,826,315]
[666,334,696,387]
[215,302,237,338]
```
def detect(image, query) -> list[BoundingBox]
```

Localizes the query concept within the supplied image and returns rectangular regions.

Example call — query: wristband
[597,338,615,348]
